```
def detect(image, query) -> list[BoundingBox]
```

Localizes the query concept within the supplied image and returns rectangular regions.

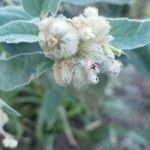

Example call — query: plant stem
[59,105,80,150]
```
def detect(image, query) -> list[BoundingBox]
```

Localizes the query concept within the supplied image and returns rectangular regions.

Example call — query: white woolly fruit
[71,7,111,41]
[97,35,114,45]
[50,20,70,36]
[97,58,122,76]
[102,44,116,59]
[60,32,79,57]
[43,32,79,59]
[84,7,111,36]
[79,41,122,76]
[38,17,52,32]
[71,14,96,41]
[80,59,100,85]
[53,58,100,88]
[84,7,99,17]
[72,59,100,87]
[78,27,95,41]
[86,16,111,36]
[53,58,84,87]
[53,58,74,86]
[2,136,18,149]
[72,65,87,88]
[71,15,87,29]
[79,41,108,64]
[39,18,79,60]
[108,60,123,76]
[39,7,123,88]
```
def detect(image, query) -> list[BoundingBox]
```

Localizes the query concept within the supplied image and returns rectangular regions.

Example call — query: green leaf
[0,98,20,117]
[126,45,150,77]
[37,88,62,138]
[1,42,42,55]
[13,0,21,5]
[46,135,54,150]
[63,0,133,5]
[0,53,53,91]
[22,0,61,17]
[127,131,147,145]
[0,6,32,26]
[110,18,150,50]
[101,98,130,115]
[0,21,39,43]
[135,45,150,74]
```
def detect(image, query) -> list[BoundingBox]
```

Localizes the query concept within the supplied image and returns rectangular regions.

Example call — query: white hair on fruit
[2,136,18,149]
[84,7,99,17]
[80,59,100,84]
[39,17,79,60]
[39,7,123,88]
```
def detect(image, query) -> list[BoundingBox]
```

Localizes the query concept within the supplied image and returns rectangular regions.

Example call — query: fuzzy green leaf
[0,21,39,43]
[22,0,61,17]
[0,98,20,117]
[37,88,62,138]
[125,46,150,77]
[0,53,53,91]
[110,18,150,50]
[1,42,42,55]
[0,6,31,26]
[63,0,133,5]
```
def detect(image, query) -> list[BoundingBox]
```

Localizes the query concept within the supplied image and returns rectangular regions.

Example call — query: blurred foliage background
[0,0,150,150]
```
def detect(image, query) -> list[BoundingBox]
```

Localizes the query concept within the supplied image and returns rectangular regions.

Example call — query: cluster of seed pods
[39,7,122,88]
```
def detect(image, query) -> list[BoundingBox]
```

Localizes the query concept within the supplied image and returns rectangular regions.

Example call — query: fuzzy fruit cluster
[39,7,122,88]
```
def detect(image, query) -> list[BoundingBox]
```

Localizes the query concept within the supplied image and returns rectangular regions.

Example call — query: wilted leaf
[0,21,39,43]
[22,0,61,17]
[0,6,31,26]
[110,18,150,50]
[0,53,53,91]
